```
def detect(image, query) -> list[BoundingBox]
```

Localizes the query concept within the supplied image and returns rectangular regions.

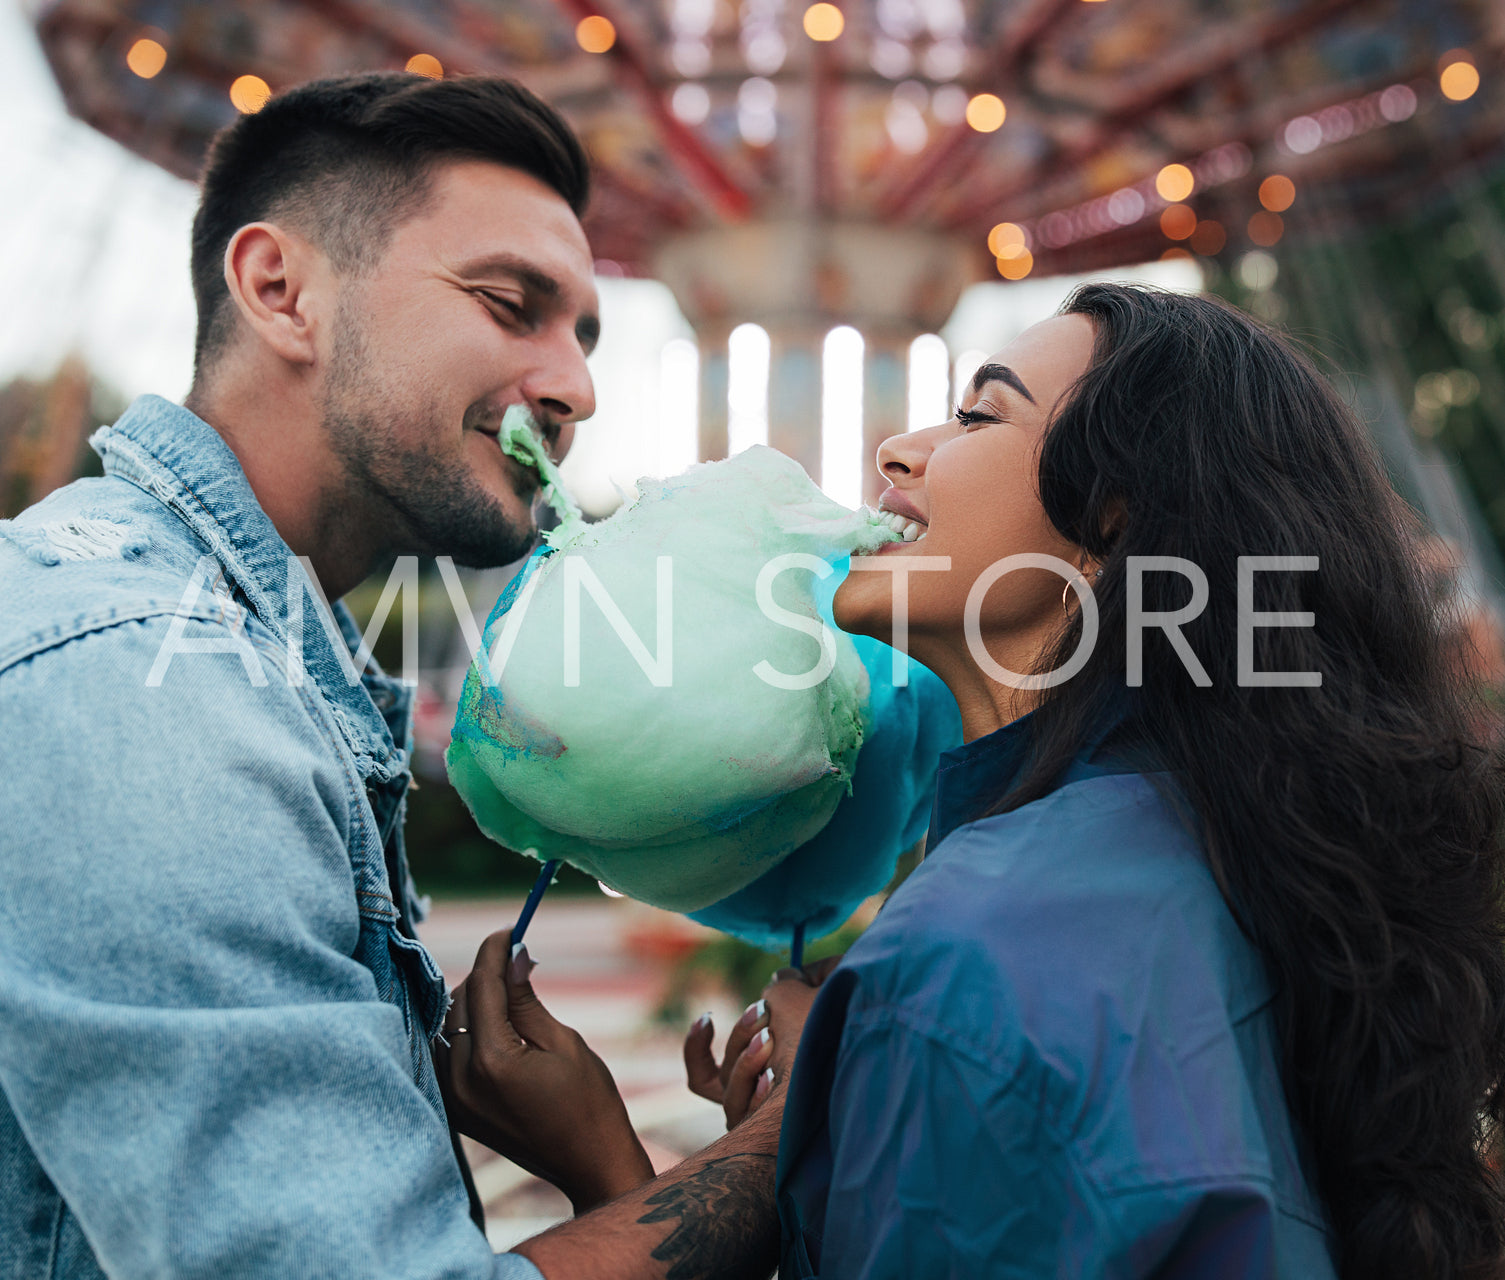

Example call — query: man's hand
[434,929,655,1214]
[682,954,841,1129]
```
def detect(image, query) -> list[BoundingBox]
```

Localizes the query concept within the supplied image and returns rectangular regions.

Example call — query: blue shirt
[777,715,1337,1278]
[0,396,540,1279]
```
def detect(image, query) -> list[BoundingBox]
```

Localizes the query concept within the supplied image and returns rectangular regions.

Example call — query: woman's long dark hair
[1006,283,1505,1278]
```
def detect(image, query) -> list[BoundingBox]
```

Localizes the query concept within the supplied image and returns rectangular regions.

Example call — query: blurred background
[8,0,1505,1241]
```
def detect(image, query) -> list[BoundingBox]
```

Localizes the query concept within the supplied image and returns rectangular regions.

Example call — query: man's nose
[525,333,596,433]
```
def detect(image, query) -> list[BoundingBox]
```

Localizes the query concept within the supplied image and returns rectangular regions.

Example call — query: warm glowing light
[965,93,1006,132]
[230,75,272,114]
[1160,247,1192,261]
[987,222,1025,256]
[997,250,1033,280]
[405,53,443,79]
[803,3,844,41]
[658,339,700,477]
[907,334,950,433]
[1160,204,1196,240]
[1258,174,1295,212]
[1440,60,1480,102]
[126,38,167,79]
[1189,220,1227,256]
[1155,163,1195,202]
[1247,211,1284,247]
[727,323,771,455]
[821,326,865,507]
[576,16,617,53]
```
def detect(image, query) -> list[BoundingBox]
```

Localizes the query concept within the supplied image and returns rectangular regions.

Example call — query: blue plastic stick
[512,859,560,950]
[791,920,807,971]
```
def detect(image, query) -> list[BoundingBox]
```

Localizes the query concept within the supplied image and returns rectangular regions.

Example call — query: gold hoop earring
[1061,567,1105,616]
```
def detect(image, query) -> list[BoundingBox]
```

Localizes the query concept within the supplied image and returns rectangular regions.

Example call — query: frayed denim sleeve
[0,618,540,1280]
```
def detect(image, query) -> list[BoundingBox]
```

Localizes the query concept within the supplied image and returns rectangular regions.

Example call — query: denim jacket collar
[94,394,411,776]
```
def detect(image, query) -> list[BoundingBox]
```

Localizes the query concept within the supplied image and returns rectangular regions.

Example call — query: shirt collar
[94,395,409,774]
[927,693,1132,852]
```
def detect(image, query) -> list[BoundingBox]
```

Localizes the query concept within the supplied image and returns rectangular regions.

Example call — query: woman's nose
[877,428,935,482]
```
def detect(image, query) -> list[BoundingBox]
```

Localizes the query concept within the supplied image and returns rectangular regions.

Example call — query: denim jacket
[0,396,539,1279]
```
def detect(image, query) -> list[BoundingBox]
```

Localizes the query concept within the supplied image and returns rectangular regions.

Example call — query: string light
[987,222,1026,256]
[965,93,1006,133]
[1440,58,1480,102]
[1258,175,1295,212]
[230,75,272,114]
[576,16,617,53]
[1155,163,1195,202]
[997,250,1033,280]
[405,53,443,79]
[1189,220,1226,256]
[1160,204,1196,239]
[126,38,167,80]
[1247,211,1284,246]
[803,4,844,41]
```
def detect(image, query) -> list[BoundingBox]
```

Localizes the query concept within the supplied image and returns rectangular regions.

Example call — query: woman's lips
[877,487,928,527]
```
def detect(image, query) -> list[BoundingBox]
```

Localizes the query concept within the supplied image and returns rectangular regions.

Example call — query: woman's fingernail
[754,1067,773,1099]
[738,998,767,1028]
[753,1026,771,1051]
[507,944,534,985]
[693,1011,714,1032]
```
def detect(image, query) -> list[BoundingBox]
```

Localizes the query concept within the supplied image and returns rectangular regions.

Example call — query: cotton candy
[689,564,962,948]
[447,410,962,936]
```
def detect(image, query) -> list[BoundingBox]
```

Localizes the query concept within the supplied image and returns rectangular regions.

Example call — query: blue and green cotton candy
[446,407,962,942]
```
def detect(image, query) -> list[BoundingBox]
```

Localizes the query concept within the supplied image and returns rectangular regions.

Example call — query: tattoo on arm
[635,1153,778,1280]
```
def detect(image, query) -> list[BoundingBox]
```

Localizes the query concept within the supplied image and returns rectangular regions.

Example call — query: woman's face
[834,313,1097,683]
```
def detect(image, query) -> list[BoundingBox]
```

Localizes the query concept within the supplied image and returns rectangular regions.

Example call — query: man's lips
[475,427,542,503]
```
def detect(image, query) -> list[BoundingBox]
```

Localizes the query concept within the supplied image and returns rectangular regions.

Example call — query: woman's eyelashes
[955,405,998,430]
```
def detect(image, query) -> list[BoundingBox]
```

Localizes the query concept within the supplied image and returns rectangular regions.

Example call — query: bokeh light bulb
[1440,60,1480,102]
[126,38,167,80]
[965,93,1006,133]
[230,75,272,114]
[1155,163,1194,202]
[1258,175,1295,212]
[577,16,617,53]
[987,222,1025,256]
[803,4,844,41]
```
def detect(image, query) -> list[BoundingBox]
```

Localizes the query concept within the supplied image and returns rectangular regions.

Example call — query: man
[0,72,798,1280]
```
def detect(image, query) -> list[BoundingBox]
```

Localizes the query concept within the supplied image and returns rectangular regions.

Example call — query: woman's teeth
[879,510,927,542]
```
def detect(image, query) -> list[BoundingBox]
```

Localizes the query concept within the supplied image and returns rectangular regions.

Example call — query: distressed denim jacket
[0,396,539,1279]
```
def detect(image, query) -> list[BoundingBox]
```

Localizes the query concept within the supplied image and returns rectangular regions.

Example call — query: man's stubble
[317,292,538,571]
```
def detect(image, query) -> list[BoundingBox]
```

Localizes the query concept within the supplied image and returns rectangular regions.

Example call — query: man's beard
[318,301,538,570]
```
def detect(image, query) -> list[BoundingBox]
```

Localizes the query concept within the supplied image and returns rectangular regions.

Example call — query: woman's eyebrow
[969,362,1036,405]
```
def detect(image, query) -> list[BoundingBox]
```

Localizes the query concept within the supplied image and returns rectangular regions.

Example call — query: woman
[764,284,1505,1278]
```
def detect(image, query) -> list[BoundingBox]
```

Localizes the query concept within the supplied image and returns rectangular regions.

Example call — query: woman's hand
[433,929,654,1215]
[683,955,842,1129]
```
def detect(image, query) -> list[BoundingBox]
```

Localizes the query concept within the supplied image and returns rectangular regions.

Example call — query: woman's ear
[222,222,327,367]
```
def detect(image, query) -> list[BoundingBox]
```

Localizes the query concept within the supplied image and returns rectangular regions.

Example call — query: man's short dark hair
[189,72,591,376]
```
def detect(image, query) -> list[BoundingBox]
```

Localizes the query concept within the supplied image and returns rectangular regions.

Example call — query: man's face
[318,159,599,568]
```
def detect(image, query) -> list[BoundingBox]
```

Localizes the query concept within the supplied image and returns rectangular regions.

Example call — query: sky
[0,0,1197,512]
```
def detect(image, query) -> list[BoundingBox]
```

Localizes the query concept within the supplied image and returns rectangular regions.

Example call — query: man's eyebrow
[970,362,1036,405]
[456,252,562,301]
[457,252,600,353]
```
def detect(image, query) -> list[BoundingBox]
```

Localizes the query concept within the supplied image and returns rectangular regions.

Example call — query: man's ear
[222,222,327,367]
